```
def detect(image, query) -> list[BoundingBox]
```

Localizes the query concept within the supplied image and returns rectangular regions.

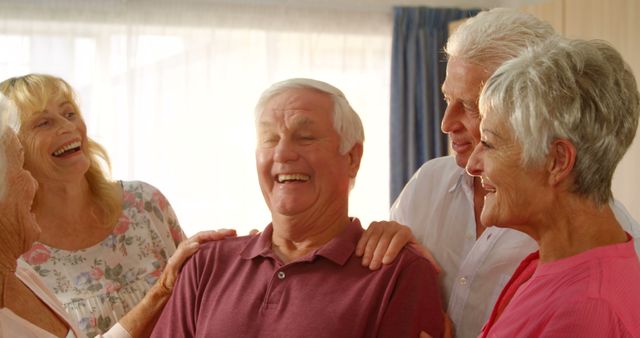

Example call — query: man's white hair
[254,78,364,155]
[446,8,555,73]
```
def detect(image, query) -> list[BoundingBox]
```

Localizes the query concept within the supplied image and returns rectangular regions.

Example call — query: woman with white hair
[0,96,75,336]
[0,93,228,337]
[0,73,242,337]
[467,37,640,336]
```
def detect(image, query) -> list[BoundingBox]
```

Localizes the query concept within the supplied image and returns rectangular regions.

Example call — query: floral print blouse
[20,181,185,338]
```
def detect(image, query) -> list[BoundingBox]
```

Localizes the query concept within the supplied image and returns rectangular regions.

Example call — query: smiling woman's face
[19,96,90,184]
[465,109,549,230]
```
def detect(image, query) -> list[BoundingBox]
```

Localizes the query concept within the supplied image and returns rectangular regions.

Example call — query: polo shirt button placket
[277,271,286,280]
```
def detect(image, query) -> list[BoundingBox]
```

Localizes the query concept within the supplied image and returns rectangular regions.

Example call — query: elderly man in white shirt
[357,8,640,338]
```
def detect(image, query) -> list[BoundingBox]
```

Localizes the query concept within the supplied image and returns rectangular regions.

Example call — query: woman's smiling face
[19,97,90,183]
[465,109,549,231]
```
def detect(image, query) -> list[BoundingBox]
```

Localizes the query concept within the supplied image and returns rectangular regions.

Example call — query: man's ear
[347,143,363,178]
[547,139,576,187]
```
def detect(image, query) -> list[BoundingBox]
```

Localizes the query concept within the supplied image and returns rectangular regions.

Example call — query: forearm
[118,282,171,338]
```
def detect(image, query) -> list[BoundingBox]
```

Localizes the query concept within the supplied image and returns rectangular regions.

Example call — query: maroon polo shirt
[151,218,444,338]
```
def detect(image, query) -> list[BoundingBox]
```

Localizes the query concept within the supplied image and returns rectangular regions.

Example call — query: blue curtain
[390,7,480,204]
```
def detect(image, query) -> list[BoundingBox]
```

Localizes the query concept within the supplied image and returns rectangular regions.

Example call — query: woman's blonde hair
[0,74,121,226]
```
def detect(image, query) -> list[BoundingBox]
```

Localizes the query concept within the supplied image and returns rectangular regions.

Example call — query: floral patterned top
[19,181,185,338]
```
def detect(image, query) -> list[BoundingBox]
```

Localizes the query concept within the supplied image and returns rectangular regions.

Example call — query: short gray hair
[0,93,20,200]
[254,78,365,154]
[446,8,556,72]
[480,37,640,205]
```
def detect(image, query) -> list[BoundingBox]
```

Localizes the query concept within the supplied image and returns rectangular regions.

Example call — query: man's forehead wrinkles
[287,114,314,126]
[258,112,316,129]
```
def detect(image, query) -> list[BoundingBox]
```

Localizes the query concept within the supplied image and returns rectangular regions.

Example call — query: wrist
[147,280,172,303]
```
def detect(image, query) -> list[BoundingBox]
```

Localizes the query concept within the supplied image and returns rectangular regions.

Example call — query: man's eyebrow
[290,116,315,128]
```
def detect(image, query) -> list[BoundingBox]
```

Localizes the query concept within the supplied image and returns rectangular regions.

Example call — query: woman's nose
[465,143,483,177]
[56,118,76,135]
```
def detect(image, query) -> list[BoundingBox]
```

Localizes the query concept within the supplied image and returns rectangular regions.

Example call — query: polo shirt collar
[240,218,364,266]
[240,226,274,259]
[448,165,473,193]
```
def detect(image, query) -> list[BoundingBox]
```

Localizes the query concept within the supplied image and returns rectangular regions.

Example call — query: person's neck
[0,253,19,308]
[0,213,23,273]
[0,268,14,308]
[32,177,103,242]
[0,248,17,275]
[534,196,628,263]
[0,241,19,308]
[34,176,93,215]
[270,209,350,263]
[472,176,488,239]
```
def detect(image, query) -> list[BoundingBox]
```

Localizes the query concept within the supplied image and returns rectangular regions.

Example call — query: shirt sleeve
[101,323,133,338]
[542,298,632,338]
[377,256,445,338]
[165,199,187,245]
[154,185,187,245]
[143,181,187,245]
[150,252,201,338]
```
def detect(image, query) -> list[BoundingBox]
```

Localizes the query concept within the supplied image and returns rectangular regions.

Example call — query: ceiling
[0,0,550,13]
[0,0,549,27]
[136,0,548,12]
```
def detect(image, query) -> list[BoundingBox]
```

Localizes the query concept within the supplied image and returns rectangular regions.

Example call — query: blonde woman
[0,75,231,337]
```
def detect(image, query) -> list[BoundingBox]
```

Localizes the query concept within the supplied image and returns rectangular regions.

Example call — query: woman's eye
[35,120,49,128]
[65,111,76,119]
[480,140,493,149]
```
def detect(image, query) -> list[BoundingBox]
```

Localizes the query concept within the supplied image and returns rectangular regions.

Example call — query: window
[0,6,391,235]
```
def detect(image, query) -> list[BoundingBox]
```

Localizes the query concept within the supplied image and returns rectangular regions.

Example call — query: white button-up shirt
[390,155,639,338]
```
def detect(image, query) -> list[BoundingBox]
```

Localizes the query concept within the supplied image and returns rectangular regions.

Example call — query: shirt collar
[448,165,473,193]
[240,218,363,266]
[239,226,274,260]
